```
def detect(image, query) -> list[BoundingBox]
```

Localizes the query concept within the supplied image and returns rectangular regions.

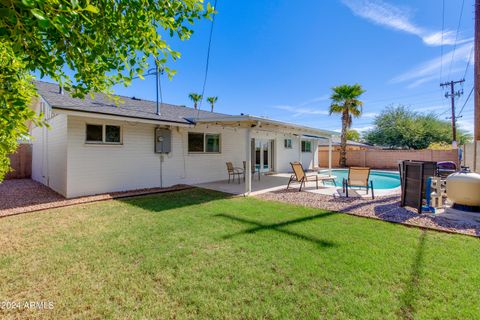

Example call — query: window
[284,139,292,149]
[205,134,220,153]
[86,124,103,142]
[301,140,312,153]
[86,124,122,144]
[105,125,121,143]
[188,133,221,153]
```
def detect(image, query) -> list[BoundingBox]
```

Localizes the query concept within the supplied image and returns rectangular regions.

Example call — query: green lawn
[0,188,479,319]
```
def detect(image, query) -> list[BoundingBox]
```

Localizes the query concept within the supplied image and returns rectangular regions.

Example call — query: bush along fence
[6,144,32,179]
[319,149,459,169]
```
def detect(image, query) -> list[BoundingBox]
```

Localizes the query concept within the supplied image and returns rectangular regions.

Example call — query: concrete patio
[195,172,401,197]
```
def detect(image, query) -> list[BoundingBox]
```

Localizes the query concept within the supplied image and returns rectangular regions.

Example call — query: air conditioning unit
[155,127,171,153]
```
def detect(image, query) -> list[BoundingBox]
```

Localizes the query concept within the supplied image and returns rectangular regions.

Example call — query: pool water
[319,169,401,190]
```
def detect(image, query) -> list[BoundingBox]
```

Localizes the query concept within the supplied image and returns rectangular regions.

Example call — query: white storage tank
[446,172,480,207]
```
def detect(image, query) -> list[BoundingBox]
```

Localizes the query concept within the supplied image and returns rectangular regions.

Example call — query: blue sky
[70,0,480,134]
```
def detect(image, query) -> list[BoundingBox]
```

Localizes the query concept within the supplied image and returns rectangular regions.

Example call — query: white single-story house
[31,81,337,198]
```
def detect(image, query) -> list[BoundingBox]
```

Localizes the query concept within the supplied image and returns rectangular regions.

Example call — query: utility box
[155,128,171,153]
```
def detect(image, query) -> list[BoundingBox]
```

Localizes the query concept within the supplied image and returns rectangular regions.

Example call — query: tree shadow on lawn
[398,230,427,320]
[117,188,234,213]
[215,212,338,248]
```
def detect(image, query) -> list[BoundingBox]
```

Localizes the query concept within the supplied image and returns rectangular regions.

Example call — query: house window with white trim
[284,139,292,149]
[301,140,312,153]
[188,133,221,153]
[86,124,122,144]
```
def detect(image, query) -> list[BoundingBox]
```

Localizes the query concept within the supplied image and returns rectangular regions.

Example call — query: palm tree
[188,93,203,110]
[207,96,218,112]
[329,84,365,167]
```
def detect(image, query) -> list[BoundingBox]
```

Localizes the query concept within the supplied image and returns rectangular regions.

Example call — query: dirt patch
[257,189,480,237]
[0,179,192,218]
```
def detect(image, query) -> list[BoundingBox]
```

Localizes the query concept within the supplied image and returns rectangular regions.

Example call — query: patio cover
[193,115,338,195]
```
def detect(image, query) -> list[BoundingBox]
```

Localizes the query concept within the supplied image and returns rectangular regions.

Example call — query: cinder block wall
[319,149,459,169]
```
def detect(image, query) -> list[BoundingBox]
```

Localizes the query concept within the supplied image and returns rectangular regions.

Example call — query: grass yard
[0,188,479,319]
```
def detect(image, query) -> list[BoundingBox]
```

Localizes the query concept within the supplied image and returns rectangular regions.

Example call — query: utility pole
[440,79,464,144]
[474,0,479,172]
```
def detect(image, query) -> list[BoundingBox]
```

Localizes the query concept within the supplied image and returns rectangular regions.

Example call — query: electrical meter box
[155,128,171,153]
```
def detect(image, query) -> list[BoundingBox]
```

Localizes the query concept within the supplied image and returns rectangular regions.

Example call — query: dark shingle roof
[35,81,229,124]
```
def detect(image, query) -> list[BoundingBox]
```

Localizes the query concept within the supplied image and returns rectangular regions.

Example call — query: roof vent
[132,96,141,101]
[59,86,63,95]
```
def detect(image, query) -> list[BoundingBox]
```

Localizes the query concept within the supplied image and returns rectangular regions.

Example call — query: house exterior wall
[249,130,302,172]
[31,111,325,198]
[31,113,68,196]
[300,139,318,170]
[65,116,249,198]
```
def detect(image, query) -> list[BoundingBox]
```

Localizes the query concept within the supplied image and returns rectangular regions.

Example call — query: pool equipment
[422,177,436,213]
[399,160,438,214]
[446,170,480,210]
[428,177,447,210]
[437,161,457,178]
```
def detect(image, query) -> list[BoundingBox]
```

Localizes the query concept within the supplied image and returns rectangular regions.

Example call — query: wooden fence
[5,144,32,179]
[319,149,459,169]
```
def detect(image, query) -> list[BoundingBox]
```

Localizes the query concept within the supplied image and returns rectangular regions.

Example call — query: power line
[463,44,474,80]
[440,79,465,142]
[197,0,218,114]
[457,86,474,117]
[364,90,442,104]
[448,0,466,78]
[439,0,446,83]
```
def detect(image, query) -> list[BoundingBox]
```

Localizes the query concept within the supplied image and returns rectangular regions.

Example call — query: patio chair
[342,167,374,199]
[226,162,244,184]
[243,161,261,181]
[287,162,319,191]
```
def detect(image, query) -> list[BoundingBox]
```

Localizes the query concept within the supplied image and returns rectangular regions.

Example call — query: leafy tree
[189,93,203,110]
[329,84,365,167]
[346,129,360,142]
[428,142,453,150]
[364,105,471,149]
[0,0,214,180]
[207,96,218,112]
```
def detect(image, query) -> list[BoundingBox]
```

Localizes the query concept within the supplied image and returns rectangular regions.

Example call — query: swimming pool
[319,169,401,190]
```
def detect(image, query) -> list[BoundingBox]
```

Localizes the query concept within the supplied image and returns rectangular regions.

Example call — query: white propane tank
[446,172,480,207]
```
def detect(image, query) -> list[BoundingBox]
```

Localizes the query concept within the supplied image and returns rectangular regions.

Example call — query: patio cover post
[245,127,252,195]
[328,137,332,176]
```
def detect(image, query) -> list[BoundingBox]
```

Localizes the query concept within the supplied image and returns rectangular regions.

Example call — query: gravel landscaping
[0,179,192,218]
[257,189,480,237]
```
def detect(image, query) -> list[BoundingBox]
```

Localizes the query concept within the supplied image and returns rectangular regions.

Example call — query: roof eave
[192,115,339,137]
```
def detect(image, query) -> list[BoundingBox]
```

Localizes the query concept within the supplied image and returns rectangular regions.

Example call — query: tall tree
[0,1,214,180]
[346,129,361,142]
[207,96,218,112]
[189,93,203,110]
[329,84,365,167]
[364,105,471,149]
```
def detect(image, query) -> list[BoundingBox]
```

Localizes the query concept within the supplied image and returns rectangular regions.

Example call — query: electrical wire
[439,0,446,83]
[196,0,218,116]
[463,44,474,80]
[447,0,466,78]
[457,86,474,117]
